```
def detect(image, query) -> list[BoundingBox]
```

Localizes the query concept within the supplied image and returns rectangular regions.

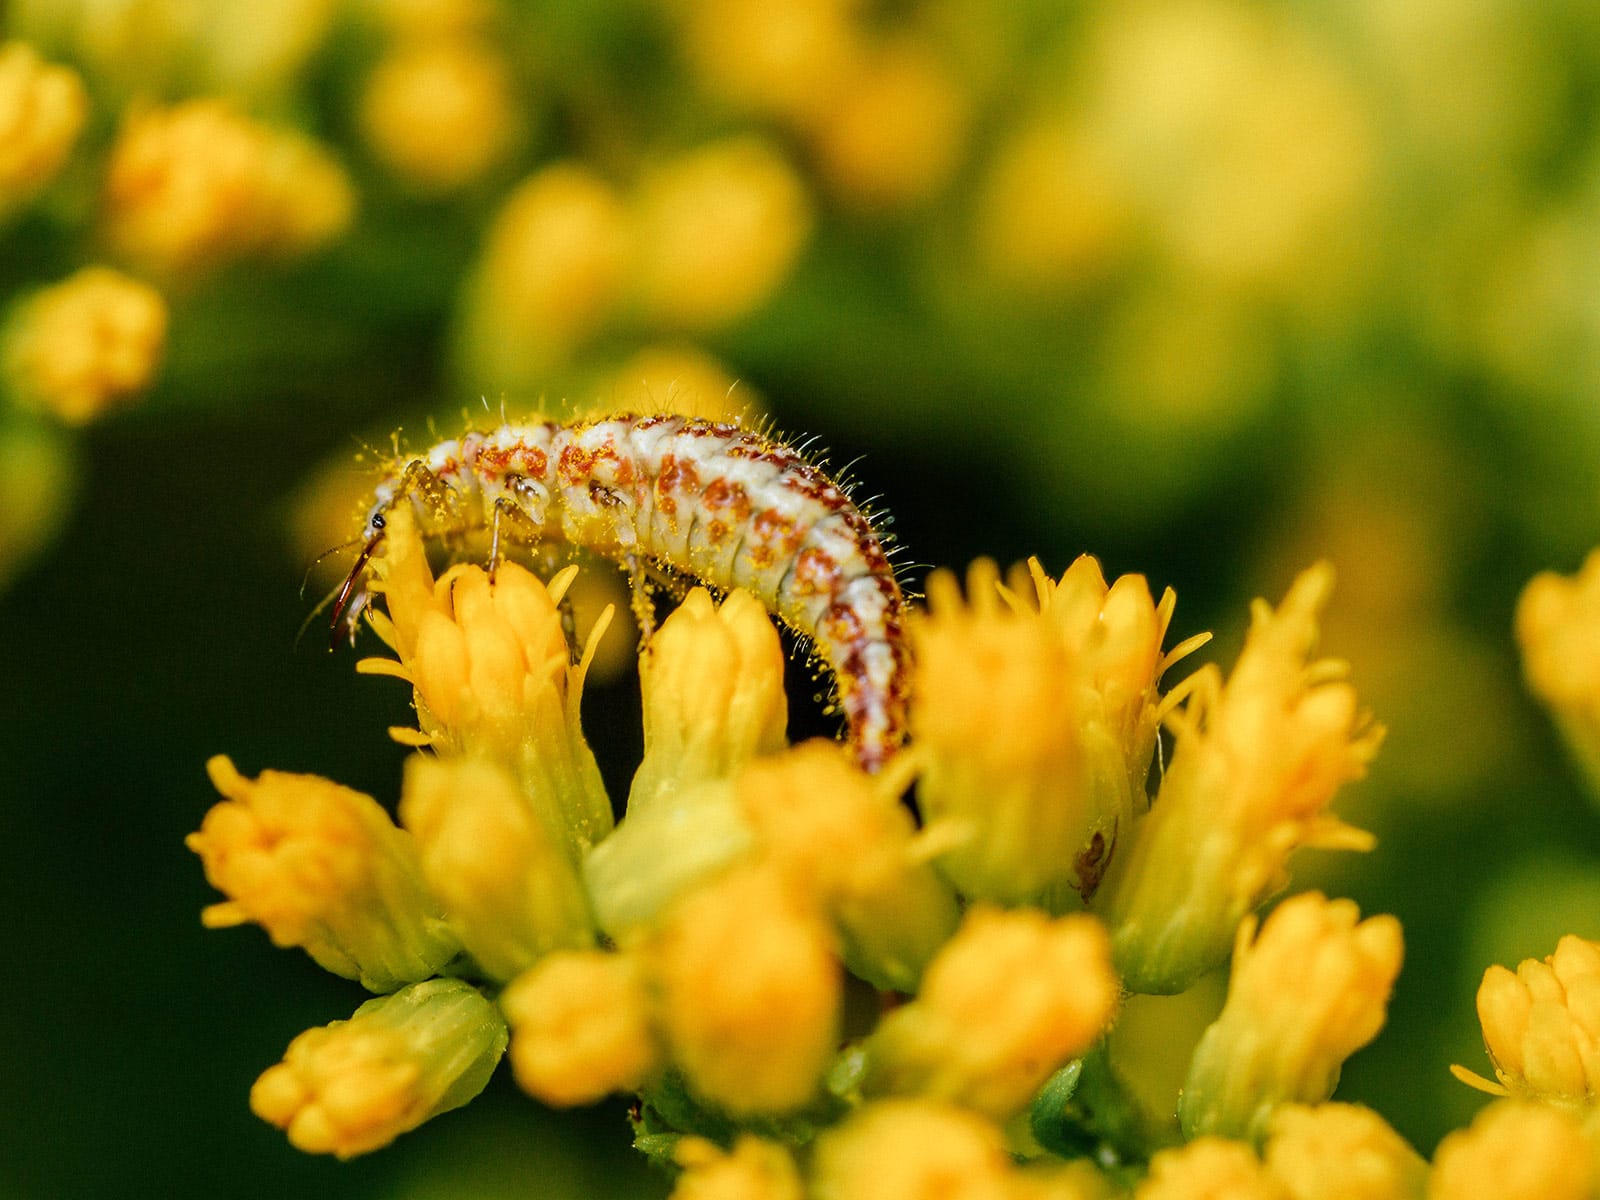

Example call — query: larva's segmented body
[341,414,909,771]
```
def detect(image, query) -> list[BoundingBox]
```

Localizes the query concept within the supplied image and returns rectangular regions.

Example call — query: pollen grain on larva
[334,412,909,771]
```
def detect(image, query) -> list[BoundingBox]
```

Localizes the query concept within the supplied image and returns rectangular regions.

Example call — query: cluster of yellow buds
[192,494,1442,1194]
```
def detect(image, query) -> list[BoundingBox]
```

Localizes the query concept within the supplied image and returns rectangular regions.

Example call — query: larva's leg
[558,589,580,665]
[625,552,657,645]
[400,460,458,516]
[487,496,545,583]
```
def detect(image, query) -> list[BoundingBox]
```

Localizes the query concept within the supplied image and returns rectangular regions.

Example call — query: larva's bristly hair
[334,411,912,772]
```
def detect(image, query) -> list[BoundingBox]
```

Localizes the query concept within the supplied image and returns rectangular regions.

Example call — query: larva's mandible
[335,414,909,772]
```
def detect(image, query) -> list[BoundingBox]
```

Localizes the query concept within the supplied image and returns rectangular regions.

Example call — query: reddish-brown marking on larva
[346,414,909,771]
[791,547,841,598]
[558,444,593,486]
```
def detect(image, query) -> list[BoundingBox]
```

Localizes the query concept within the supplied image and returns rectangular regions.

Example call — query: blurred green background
[6,0,1600,1194]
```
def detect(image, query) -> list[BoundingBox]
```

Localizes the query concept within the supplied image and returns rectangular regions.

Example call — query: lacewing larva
[334,413,909,771]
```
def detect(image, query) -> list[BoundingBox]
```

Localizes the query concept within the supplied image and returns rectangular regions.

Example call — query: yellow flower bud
[1263,1103,1426,1200]
[863,906,1119,1120]
[672,1135,803,1200]
[808,37,968,213]
[629,137,812,330]
[358,37,521,193]
[648,864,840,1115]
[464,162,630,380]
[362,504,613,857]
[501,949,661,1107]
[630,586,788,812]
[1428,1101,1595,1200]
[809,1099,1016,1200]
[0,41,87,214]
[1180,894,1403,1143]
[399,755,593,982]
[189,755,461,991]
[2,266,166,425]
[1099,565,1382,994]
[737,740,959,993]
[1517,553,1600,801]
[250,978,506,1158]
[1136,1138,1287,1200]
[103,98,353,277]
[1470,934,1600,1107]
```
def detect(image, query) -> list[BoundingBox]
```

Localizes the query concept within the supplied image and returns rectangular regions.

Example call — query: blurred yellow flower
[1262,1103,1426,1200]
[863,905,1118,1120]
[0,41,87,216]
[808,37,968,213]
[464,161,630,381]
[1463,934,1600,1108]
[672,1136,804,1200]
[251,978,506,1159]
[1517,553,1600,800]
[1,265,166,425]
[808,1099,1016,1200]
[629,137,812,330]
[398,754,594,983]
[500,949,661,1107]
[0,422,75,588]
[358,37,522,194]
[189,755,462,992]
[103,98,354,277]
[670,0,862,128]
[1135,1137,1286,1200]
[1099,565,1381,994]
[598,342,764,425]
[1180,893,1403,1142]
[647,863,840,1116]
[736,740,958,993]
[1427,1100,1595,1200]
[362,0,498,38]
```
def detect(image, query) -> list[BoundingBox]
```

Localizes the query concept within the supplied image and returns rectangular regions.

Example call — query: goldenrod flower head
[361,504,613,857]
[629,586,788,813]
[672,1135,803,1200]
[600,342,764,425]
[102,98,354,277]
[737,740,959,992]
[1427,1100,1595,1200]
[1099,565,1382,994]
[629,137,812,330]
[1462,934,1600,1108]
[1262,1103,1426,1200]
[500,949,661,1107]
[809,37,968,213]
[863,905,1119,1120]
[250,978,506,1159]
[1,266,166,425]
[670,0,863,127]
[1135,1137,1287,1200]
[1180,893,1403,1142]
[809,1099,1016,1200]
[0,41,87,214]
[648,863,840,1115]
[358,37,521,194]
[189,755,461,991]
[913,556,1195,907]
[1517,553,1600,798]
[398,755,593,983]
[467,162,630,375]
